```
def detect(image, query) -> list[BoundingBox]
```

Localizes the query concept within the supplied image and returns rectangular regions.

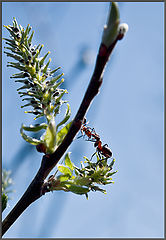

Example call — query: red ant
[79,118,112,160]
[78,118,100,142]
[94,140,112,159]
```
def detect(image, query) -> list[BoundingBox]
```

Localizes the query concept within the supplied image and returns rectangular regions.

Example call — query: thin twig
[2,31,122,236]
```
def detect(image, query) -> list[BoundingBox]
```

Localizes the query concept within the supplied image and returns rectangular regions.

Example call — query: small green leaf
[107,170,117,177]
[56,121,72,146]
[74,176,91,186]
[28,30,34,45]
[42,58,51,74]
[57,165,72,177]
[39,51,50,67]
[49,67,61,75]
[20,125,43,145]
[10,71,27,79]
[66,184,90,195]
[109,158,115,168]
[4,51,21,61]
[55,90,67,105]
[56,104,71,131]
[51,78,64,91]
[48,73,64,85]
[13,17,20,30]
[91,186,106,193]
[64,152,74,171]
[74,168,79,176]
[57,174,71,182]
[42,118,56,154]
[22,123,47,132]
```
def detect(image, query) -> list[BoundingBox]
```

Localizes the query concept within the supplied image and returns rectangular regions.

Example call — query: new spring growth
[42,153,117,199]
[102,2,128,48]
[4,18,118,199]
[4,18,71,154]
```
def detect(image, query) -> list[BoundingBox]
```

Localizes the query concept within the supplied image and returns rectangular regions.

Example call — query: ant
[79,118,112,160]
[79,118,100,142]
[93,140,112,160]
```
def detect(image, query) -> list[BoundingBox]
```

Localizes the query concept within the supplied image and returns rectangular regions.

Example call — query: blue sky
[2,2,164,238]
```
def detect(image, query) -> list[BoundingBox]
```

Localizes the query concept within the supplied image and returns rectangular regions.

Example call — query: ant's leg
[90,151,96,161]
[102,144,108,147]
[85,138,96,142]
[96,156,108,166]
[98,151,103,160]
[77,135,83,139]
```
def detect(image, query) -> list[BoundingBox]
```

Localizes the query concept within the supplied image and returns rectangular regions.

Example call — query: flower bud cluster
[4,18,66,121]
[4,18,71,153]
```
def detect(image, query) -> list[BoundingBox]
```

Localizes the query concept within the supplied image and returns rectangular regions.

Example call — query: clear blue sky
[2,2,164,238]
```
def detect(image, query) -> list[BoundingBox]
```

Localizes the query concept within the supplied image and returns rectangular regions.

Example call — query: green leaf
[3,51,22,61]
[13,17,20,30]
[49,66,61,75]
[28,30,34,45]
[64,152,74,171]
[42,118,56,154]
[48,73,64,85]
[2,193,8,212]
[109,158,115,169]
[39,51,50,67]
[91,186,106,194]
[56,104,71,131]
[55,90,67,105]
[22,123,47,132]
[57,174,71,182]
[56,121,72,146]
[66,184,90,195]
[51,78,64,91]
[42,58,51,74]
[10,71,27,79]
[57,165,72,177]
[106,170,117,177]
[20,125,43,145]
[74,176,92,186]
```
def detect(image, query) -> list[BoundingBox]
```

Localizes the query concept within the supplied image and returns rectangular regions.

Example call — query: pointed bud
[102,2,120,48]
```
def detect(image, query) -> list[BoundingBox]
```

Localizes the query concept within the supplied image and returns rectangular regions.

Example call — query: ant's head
[82,118,87,125]
[82,117,89,126]
[95,135,100,141]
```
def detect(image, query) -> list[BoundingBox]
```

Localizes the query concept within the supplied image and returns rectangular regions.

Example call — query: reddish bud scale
[117,33,124,41]
[36,143,46,153]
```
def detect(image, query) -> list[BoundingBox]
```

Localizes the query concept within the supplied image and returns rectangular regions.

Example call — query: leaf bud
[101,2,120,48]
